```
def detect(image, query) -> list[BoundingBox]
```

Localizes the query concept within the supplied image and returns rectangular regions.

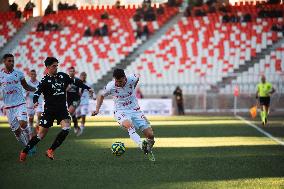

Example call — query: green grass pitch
[0,116,284,189]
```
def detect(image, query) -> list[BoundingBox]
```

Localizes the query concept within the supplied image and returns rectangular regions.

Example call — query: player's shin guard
[22,125,32,140]
[23,135,41,153]
[128,127,142,149]
[50,128,70,151]
[15,131,29,146]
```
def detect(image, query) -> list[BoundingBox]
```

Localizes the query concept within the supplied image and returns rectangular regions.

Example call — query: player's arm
[269,87,276,95]
[133,74,139,88]
[33,80,44,106]
[21,79,36,92]
[93,94,104,116]
[93,85,111,116]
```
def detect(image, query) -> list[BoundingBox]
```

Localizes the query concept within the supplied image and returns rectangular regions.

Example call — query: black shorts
[259,97,270,106]
[67,99,80,108]
[39,107,71,128]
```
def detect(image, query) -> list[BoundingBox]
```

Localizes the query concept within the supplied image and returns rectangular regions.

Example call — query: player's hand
[88,89,94,95]
[34,102,39,109]
[92,110,99,116]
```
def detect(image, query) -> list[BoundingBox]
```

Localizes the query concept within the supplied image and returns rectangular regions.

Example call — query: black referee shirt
[33,72,90,110]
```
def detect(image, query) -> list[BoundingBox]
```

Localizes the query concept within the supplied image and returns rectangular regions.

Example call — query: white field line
[236,115,284,146]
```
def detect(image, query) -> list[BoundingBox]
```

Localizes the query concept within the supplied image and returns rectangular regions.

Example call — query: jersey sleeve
[18,71,25,80]
[128,74,139,85]
[33,79,44,104]
[101,83,112,97]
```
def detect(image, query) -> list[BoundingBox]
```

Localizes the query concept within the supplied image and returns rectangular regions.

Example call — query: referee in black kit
[19,57,94,162]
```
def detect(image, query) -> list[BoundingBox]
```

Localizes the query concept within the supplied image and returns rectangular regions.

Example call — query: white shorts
[5,103,28,132]
[76,104,89,117]
[114,109,150,131]
[27,103,43,116]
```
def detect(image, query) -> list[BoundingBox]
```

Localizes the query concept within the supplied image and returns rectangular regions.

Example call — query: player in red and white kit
[26,70,43,134]
[93,69,155,161]
[0,54,36,149]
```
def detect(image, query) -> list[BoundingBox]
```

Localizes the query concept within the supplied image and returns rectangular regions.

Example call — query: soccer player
[19,57,93,161]
[67,67,82,135]
[93,68,155,161]
[256,75,275,126]
[0,54,36,148]
[26,70,43,134]
[75,72,94,136]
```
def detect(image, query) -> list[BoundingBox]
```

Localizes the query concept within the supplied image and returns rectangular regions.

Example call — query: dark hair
[68,66,75,71]
[2,54,14,60]
[80,71,87,76]
[113,68,125,79]
[30,69,36,73]
[44,57,58,67]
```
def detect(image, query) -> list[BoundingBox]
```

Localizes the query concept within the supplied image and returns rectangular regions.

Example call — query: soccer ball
[111,142,126,156]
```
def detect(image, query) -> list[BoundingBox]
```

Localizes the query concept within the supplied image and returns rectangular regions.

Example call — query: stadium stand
[0,11,23,48]
[10,6,178,82]
[221,44,284,94]
[126,4,284,95]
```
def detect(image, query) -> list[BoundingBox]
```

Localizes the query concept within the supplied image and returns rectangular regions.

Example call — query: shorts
[259,97,270,106]
[76,104,89,117]
[67,99,80,109]
[114,109,150,131]
[39,107,71,128]
[6,103,27,132]
[27,103,44,116]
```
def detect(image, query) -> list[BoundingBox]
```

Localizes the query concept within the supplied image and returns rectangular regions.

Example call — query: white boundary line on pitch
[236,115,284,146]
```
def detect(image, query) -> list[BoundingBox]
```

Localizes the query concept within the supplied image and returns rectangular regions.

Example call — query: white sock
[22,126,32,140]
[15,131,29,146]
[128,127,142,149]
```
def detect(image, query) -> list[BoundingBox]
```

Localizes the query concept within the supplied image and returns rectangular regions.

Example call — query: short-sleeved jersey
[33,72,90,110]
[26,79,43,108]
[101,74,139,111]
[80,82,92,105]
[0,69,26,108]
[67,77,81,102]
[257,82,273,97]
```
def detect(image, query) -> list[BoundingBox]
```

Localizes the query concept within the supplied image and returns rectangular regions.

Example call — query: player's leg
[115,111,143,149]
[19,110,52,161]
[46,110,71,160]
[77,105,88,136]
[69,104,79,134]
[131,111,156,161]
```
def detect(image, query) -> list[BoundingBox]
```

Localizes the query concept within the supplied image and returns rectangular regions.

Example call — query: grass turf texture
[0,116,284,189]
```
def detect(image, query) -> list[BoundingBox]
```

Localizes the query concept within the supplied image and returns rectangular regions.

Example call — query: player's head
[68,67,75,78]
[2,54,14,71]
[261,75,266,83]
[44,57,59,75]
[80,72,87,82]
[113,68,126,87]
[30,69,37,80]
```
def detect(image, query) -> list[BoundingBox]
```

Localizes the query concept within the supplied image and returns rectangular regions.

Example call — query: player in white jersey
[93,68,155,161]
[0,54,36,150]
[26,70,43,134]
[76,72,94,136]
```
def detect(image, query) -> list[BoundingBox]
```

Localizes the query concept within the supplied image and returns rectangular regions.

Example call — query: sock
[22,125,32,140]
[23,135,41,153]
[15,131,29,146]
[260,111,264,122]
[50,129,70,151]
[128,127,142,149]
[72,115,79,129]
